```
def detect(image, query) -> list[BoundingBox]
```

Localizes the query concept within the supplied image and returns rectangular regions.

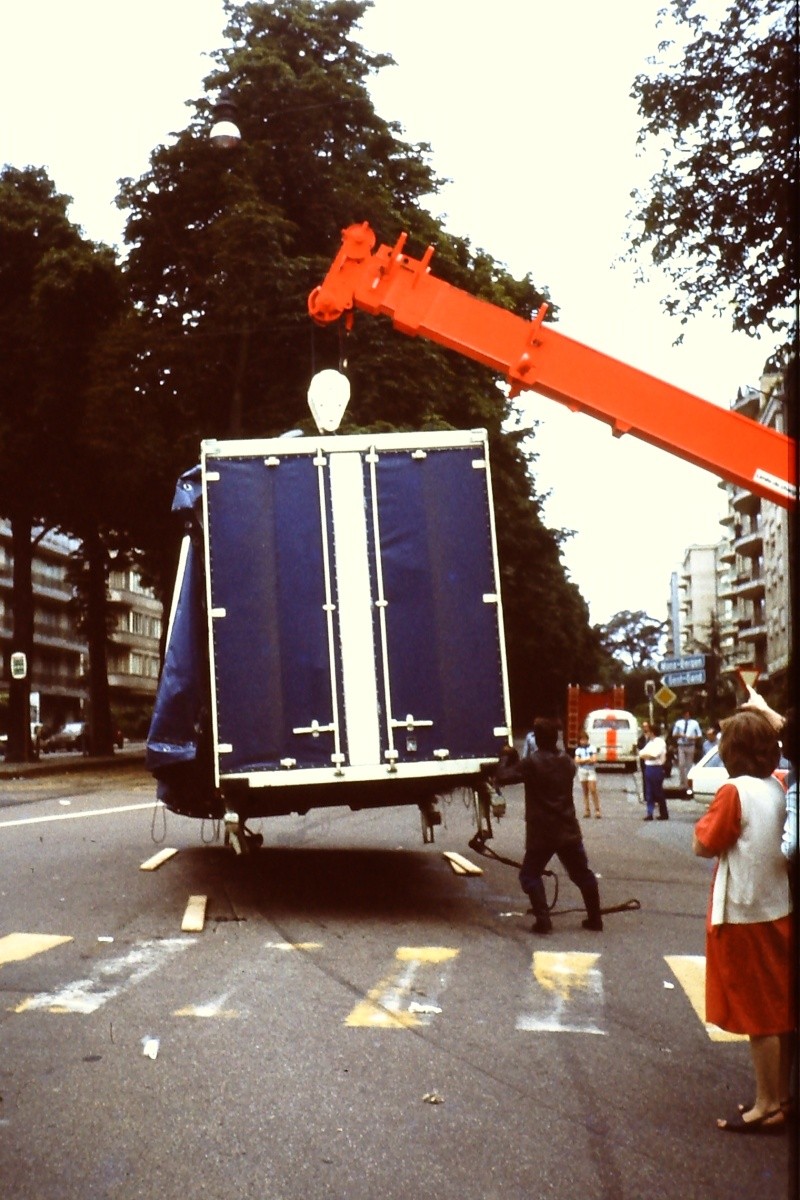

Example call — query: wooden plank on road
[140,847,178,871]
[181,894,208,933]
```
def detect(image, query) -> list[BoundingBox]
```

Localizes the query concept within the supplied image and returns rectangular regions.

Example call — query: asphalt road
[0,764,794,1200]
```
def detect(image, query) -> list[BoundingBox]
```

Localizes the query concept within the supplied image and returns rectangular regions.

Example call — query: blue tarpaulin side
[145,467,218,815]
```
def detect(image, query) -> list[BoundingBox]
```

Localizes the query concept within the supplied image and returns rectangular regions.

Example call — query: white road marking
[174,993,238,1018]
[517,951,606,1034]
[0,801,161,829]
[11,937,194,1014]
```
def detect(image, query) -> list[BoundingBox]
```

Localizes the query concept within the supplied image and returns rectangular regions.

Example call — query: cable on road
[467,833,641,918]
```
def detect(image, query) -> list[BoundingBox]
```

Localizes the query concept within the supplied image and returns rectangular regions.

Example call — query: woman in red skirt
[693,710,793,1134]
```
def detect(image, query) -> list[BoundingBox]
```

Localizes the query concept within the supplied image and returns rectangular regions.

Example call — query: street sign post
[737,668,760,691]
[662,668,706,688]
[658,654,705,674]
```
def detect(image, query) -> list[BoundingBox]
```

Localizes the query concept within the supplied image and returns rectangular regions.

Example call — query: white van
[583,710,640,770]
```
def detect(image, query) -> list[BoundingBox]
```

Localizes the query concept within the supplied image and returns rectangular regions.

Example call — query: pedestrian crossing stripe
[0,933,72,967]
[174,993,239,1018]
[664,954,747,1043]
[10,937,194,1014]
[517,951,606,1034]
[2,935,751,1042]
[344,946,459,1028]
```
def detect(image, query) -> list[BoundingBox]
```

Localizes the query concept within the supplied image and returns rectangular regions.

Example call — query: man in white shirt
[639,724,669,820]
[672,708,702,788]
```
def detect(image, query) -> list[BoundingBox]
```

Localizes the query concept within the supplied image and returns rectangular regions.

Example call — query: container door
[204,455,342,774]
[366,446,507,765]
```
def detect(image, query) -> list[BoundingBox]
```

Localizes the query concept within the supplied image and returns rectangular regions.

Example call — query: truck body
[564,684,626,750]
[146,428,511,839]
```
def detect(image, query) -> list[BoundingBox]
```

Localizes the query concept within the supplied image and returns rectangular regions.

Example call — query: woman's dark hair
[718,711,781,778]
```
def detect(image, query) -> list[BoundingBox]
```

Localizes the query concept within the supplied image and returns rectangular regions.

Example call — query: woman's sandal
[717,1109,785,1135]
[737,1099,794,1117]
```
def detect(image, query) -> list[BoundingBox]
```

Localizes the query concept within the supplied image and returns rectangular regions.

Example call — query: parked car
[687,746,791,803]
[42,721,87,753]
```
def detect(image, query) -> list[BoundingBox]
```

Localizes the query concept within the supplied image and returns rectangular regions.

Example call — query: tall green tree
[115,0,600,717]
[598,610,667,673]
[0,165,124,758]
[627,0,796,336]
[0,167,82,760]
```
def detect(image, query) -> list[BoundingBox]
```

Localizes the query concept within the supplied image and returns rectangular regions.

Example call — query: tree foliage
[627,0,796,335]
[598,610,667,672]
[0,165,126,757]
[111,0,601,719]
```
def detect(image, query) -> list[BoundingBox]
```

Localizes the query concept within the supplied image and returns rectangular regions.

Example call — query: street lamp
[210,89,242,149]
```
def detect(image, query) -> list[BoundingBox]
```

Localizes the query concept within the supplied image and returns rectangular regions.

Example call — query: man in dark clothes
[497,716,603,934]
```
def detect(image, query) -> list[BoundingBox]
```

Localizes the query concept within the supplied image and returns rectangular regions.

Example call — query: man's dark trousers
[520,838,601,926]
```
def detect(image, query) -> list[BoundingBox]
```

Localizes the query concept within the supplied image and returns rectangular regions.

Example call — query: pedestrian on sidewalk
[638,722,669,820]
[693,710,793,1134]
[672,707,703,788]
[497,716,603,934]
[575,731,601,818]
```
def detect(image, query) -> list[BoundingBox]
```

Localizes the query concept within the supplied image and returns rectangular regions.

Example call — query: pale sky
[0,0,778,626]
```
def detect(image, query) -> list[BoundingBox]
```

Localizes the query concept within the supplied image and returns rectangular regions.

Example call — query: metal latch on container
[390,713,433,731]
[293,719,335,738]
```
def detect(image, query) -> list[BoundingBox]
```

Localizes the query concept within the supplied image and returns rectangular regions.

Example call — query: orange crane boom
[308,223,796,508]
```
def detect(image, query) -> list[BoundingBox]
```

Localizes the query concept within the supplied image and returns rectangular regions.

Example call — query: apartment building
[674,544,720,656]
[669,365,792,708]
[0,522,162,736]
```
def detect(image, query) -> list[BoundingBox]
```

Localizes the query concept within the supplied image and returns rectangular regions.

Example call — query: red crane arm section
[308,223,796,508]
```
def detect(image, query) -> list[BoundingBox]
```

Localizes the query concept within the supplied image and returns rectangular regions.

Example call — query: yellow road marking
[345,946,459,1028]
[140,847,178,871]
[0,932,72,967]
[664,954,747,1042]
[264,942,323,951]
[174,994,238,1018]
[517,951,606,1034]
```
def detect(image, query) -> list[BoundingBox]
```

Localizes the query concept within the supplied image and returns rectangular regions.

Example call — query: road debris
[141,1037,159,1060]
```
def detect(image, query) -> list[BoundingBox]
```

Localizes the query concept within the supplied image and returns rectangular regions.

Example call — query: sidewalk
[0,744,146,780]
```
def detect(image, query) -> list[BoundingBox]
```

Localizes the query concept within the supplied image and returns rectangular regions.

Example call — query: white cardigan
[710,774,791,927]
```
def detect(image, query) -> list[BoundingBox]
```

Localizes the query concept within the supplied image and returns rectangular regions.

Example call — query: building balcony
[730,487,761,515]
[738,623,768,643]
[733,529,763,557]
[107,672,158,699]
[717,544,736,565]
[733,575,765,600]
